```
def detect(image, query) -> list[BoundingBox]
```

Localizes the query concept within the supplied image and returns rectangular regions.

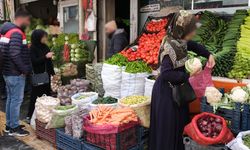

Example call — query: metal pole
[191,0,194,10]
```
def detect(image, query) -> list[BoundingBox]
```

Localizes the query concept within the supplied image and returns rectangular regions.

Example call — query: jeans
[3,75,26,128]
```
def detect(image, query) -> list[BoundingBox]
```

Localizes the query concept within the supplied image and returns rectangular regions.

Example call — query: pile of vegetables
[92,96,117,104]
[228,10,250,79]
[121,29,166,65]
[70,43,89,62]
[185,58,202,75]
[243,134,250,148]
[57,79,90,105]
[89,106,138,125]
[125,61,152,73]
[216,10,248,77]
[51,74,62,92]
[145,18,168,32]
[197,115,223,138]
[72,92,96,101]
[60,63,78,77]
[193,11,228,76]
[105,54,128,66]
[120,96,149,105]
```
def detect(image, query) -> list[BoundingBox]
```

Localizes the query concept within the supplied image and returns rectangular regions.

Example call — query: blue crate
[183,137,228,150]
[137,126,149,143]
[82,141,139,150]
[201,97,242,134]
[242,104,250,131]
[56,129,82,150]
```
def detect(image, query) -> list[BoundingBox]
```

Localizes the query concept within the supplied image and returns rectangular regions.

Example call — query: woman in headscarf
[149,10,215,150]
[26,29,55,121]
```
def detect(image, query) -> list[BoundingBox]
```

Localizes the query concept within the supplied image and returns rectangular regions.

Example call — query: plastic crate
[201,97,242,134]
[56,129,82,150]
[242,104,250,131]
[137,126,149,143]
[35,119,56,145]
[83,115,139,150]
[183,137,229,150]
[82,141,141,150]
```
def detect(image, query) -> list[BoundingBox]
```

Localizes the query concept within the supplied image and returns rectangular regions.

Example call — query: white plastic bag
[30,108,36,130]
[71,92,98,109]
[86,11,97,32]
[144,77,155,97]
[35,95,60,123]
[46,105,78,129]
[227,131,250,150]
[101,63,124,99]
[120,72,149,98]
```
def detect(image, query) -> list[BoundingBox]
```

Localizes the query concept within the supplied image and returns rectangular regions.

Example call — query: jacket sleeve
[113,36,128,54]
[30,48,46,65]
[160,55,190,84]
[9,32,29,74]
[187,41,211,58]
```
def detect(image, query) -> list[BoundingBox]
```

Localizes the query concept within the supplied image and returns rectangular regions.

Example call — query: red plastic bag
[189,66,214,98]
[184,112,234,146]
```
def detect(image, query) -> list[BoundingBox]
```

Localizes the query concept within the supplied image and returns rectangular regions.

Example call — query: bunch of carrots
[89,106,138,126]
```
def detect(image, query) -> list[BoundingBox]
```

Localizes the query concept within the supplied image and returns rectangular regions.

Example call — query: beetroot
[196,115,223,138]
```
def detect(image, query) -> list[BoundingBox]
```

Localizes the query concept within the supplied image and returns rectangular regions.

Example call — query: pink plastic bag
[189,66,214,98]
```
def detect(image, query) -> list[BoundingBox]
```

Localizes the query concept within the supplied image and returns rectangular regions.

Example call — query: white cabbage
[185,58,202,74]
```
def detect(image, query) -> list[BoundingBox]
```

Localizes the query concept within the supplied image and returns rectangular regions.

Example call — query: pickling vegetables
[205,87,223,106]
[243,134,250,148]
[125,61,152,73]
[185,58,202,74]
[89,106,138,125]
[105,54,128,66]
[92,96,117,104]
[120,96,149,105]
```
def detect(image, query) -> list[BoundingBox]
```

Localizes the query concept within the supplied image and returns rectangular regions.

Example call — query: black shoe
[8,126,29,137]
[5,125,26,133]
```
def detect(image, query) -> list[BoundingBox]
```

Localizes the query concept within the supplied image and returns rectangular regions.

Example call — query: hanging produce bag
[35,95,60,123]
[101,63,124,99]
[120,71,148,98]
[184,112,234,146]
[227,131,250,150]
[144,76,156,97]
[86,11,97,32]
[189,66,214,98]
[46,105,78,129]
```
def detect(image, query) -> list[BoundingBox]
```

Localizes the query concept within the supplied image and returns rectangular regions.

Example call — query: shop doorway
[115,0,130,41]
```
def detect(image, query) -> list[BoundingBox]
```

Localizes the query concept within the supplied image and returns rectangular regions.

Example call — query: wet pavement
[0,135,34,150]
[0,93,33,150]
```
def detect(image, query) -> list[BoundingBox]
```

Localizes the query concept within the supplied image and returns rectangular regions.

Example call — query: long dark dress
[149,41,210,150]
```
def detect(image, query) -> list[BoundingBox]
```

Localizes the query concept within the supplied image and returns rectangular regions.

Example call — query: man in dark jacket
[0,8,31,136]
[105,20,128,58]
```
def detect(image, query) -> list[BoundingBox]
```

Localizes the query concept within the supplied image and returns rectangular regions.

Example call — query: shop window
[63,5,79,33]
[193,0,248,9]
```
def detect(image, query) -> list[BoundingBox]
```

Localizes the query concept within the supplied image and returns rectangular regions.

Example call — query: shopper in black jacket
[1,8,32,136]
[26,29,55,121]
[105,20,128,58]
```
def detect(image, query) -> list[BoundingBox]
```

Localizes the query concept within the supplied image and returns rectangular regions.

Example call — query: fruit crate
[137,126,149,143]
[201,97,242,134]
[183,137,229,150]
[82,141,141,150]
[56,129,82,150]
[35,119,56,146]
[242,104,250,131]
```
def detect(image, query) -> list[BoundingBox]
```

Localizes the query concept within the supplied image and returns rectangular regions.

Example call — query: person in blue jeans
[0,8,31,136]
